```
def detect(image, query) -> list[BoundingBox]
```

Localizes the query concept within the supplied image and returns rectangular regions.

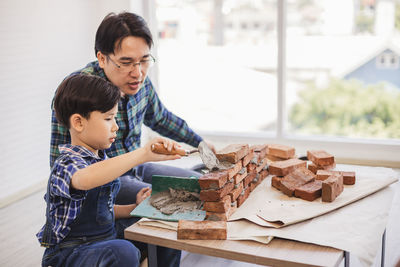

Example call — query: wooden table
[124,223,345,267]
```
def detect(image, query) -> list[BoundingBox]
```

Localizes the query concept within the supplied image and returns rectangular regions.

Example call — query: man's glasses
[107,54,155,73]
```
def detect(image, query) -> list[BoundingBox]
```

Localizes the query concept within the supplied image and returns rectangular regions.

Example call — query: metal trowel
[151,141,233,171]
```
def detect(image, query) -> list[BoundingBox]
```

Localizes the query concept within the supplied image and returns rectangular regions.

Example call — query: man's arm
[143,79,203,148]
[50,108,70,167]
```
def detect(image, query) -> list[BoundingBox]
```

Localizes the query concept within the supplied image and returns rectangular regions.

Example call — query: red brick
[233,167,247,184]
[269,158,307,176]
[227,161,243,179]
[203,195,231,213]
[307,150,335,166]
[177,220,227,240]
[237,186,251,207]
[247,162,257,173]
[242,150,255,167]
[256,156,268,173]
[250,144,268,159]
[317,170,356,185]
[294,180,322,201]
[271,176,282,190]
[216,144,249,164]
[259,169,269,180]
[308,162,336,174]
[268,144,295,159]
[205,203,237,221]
[322,173,344,202]
[243,172,257,188]
[250,174,262,192]
[280,167,315,197]
[229,181,244,202]
[198,170,228,190]
[200,181,234,201]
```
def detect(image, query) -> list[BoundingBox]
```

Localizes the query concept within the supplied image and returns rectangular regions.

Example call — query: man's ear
[70,114,85,132]
[97,51,106,68]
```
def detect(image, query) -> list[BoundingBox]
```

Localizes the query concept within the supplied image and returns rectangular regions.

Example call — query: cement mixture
[149,188,202,215]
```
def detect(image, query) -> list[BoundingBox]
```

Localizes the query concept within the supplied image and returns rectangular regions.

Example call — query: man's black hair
[95,12,153,56]
[54,74,120,128]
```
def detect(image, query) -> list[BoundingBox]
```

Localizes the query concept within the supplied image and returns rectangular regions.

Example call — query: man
[50,12,213,206]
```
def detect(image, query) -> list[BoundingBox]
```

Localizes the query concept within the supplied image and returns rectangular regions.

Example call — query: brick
[227,161,243,179]
[269,158,307,176]
[294,180,322,201]
[317,170,356,185]
[247,162,257,173]
[256,156,268,173]
[233,167,247,184]
[250,144,268,159]
[271,176,282,190]
[307,150,335,166]
[200,181,234,201]
[243,172,257,188]
[229,181,244,202]
[280,167,315,197]
[308,162,336,174]
[242,150,255,167]
[268,144,295,159]
[259,169,269,180]
[216,144,249,164]
[250,175,262,192]
[177,220,227,240]
[237,186,251,207]
[203,195,231,213]
[205,202,237,221]
[322,173,344,202]
[198,170,228,190]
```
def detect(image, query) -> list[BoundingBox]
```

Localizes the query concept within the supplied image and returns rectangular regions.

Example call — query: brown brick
[198,170,228,190]
[268,144,295,159]
[322,173,344,202]
[243,172,257,188]
[307,150,335,166]
[294,180,322,201]
[317,170,356,185]
[259,169,269,180]
[216,144,249,164]
[227,161,243,179]
[203,195,231,213]
[269,158,307,176]
[229,181,244,202]
[242,150,255,167]
[200,181,234,201]
[280,167,315,197]
[308,162,336,174]
[205,202,237,221]
[250,144,268,159]
[237,186,251,207]
[271,176,282,190]
[233,167,247,184]
[247,162,257,173]
[177,220,227,240]
[256,156,269,173]
[250,174,262,192]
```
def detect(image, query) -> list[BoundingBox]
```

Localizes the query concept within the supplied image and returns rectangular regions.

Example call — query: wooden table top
[124,223,344,267]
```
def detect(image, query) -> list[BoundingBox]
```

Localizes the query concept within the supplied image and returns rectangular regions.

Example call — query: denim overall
[41,178,140,267]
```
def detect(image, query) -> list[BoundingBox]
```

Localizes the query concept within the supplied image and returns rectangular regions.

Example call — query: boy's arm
[114,187,151,219]
[70,138,180,191]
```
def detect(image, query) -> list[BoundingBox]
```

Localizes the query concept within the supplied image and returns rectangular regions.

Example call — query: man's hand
[136,187,152,205]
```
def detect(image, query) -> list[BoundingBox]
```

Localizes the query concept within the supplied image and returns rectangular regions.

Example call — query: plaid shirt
[37,144,109,244]
[50,61,203,167]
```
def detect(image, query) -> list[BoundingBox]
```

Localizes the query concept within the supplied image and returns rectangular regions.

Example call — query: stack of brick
[307,150,336,174]
[198,144,269,221]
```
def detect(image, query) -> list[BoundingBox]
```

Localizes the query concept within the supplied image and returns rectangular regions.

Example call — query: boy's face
[98,36,151,96]
[79,104,119,153]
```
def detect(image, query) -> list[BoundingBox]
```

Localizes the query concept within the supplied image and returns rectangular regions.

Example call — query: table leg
[344,251,350,267]
[148,244,158,267]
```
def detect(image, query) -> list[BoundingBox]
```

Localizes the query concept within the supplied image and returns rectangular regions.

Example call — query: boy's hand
[144,137,182,162]
[136,187,152,205]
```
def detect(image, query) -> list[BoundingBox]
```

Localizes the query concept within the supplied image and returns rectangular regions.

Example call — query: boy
[37,74,182,267]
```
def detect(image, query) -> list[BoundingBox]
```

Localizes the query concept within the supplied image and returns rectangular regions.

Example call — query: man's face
[98,36,152,96]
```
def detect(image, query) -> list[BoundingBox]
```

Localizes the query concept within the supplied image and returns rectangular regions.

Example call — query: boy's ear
[97,51,106,68]
[70,114,85,132]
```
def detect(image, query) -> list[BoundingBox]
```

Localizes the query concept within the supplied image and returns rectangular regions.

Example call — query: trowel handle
[151,143,187,156]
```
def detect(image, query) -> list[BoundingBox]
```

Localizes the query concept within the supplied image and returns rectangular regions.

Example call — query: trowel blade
[198,141,233,171]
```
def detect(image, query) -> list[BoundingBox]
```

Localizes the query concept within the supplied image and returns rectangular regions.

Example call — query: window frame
[146,0,400,167]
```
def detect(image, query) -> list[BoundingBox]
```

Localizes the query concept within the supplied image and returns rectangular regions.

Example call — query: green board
[130,175,206,221]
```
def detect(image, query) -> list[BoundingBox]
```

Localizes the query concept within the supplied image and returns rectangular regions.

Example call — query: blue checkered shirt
[50,61,203,167]
[37,144,108,244]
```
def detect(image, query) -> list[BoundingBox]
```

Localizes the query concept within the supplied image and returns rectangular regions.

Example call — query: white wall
[0,0,141,207]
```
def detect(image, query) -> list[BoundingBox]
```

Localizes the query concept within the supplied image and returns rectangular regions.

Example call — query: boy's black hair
[54,74,120,128]
[95,12,153,56]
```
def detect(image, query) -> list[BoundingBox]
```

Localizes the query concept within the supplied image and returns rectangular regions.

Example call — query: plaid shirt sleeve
[50,103,70,168]
[143,79,203,148]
